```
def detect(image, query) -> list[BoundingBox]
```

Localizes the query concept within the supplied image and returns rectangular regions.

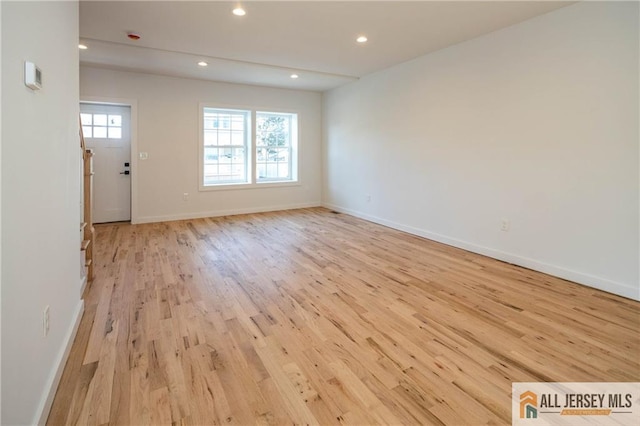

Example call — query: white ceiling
[79,1,574,92]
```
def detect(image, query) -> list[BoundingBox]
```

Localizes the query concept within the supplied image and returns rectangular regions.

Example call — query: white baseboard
[133,201,322,224]
[35,299,85,426]
[79,274,87,299]
[323,202,639,301]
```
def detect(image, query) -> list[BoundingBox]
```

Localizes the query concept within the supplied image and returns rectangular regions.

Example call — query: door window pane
[93,126,107,138]
[108,115,122,127]
[80,114,92,125]
[93,114,107,126]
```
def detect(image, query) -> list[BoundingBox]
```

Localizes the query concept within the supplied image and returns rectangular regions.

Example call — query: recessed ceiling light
[78,44,88,50]
[290,74,299,79]
[232,7,246,16]
[356,36,368,43]
[198,61,208,67]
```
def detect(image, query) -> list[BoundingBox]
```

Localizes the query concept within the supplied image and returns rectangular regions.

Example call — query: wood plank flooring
[47,207,640,425]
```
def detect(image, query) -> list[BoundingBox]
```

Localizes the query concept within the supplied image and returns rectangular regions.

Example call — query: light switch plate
[25,61,42,90]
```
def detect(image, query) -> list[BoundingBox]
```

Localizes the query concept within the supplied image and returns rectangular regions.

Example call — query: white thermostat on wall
[24,61,42,90]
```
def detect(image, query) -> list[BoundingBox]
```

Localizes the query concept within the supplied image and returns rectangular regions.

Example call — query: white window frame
[199,103,300,191]
[256,111,298,184]
[199,106,252,189]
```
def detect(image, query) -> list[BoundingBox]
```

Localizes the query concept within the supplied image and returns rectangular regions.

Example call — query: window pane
[231,131,244,145]
[202,108,249,185]
[80,114,92,125]
[220,147,232,162]
[257,147,266,161]
[231,116,244,130]
[266,163,277,178]
[257,163,266,179]
[204,164,218,175]
[210,148,245,181]
[256,112,296,182]
[82,126,92,138]
[108,115,122,127]
[218,131,231,146]
[256,113,288,147]
[218,163,232,178]
[204,147,219,163]
[204,130,217,145]
[93,126,107,138]
[108,127,122,139]
[278,163,290,178]
[93,114,107,126]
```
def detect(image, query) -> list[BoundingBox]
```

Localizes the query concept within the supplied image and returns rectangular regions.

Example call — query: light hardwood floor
[48,207,640,425]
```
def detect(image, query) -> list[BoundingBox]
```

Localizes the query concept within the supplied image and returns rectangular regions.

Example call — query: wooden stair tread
[81,240,91,250]
[85,259,92,267]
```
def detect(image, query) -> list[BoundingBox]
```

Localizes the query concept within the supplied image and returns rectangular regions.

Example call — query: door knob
[120,170,130,175]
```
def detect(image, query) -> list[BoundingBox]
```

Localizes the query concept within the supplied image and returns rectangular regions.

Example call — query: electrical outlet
[183,192,189,201]
[501,219,510,232]
[43,305,50,337]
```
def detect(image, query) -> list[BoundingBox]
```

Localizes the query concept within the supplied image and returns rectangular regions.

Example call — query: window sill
[199,180,300,192]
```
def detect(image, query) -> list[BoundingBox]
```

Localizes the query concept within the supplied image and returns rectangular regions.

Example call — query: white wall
[0,1,3,419]
[1,1,83,424]
[80,67,323,223]
[323,1,639,300]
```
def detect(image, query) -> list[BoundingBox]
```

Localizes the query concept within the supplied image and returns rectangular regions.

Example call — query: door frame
[80,97,139,223]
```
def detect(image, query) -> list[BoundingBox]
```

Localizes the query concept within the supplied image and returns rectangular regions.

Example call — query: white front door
[80,103,131,223]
